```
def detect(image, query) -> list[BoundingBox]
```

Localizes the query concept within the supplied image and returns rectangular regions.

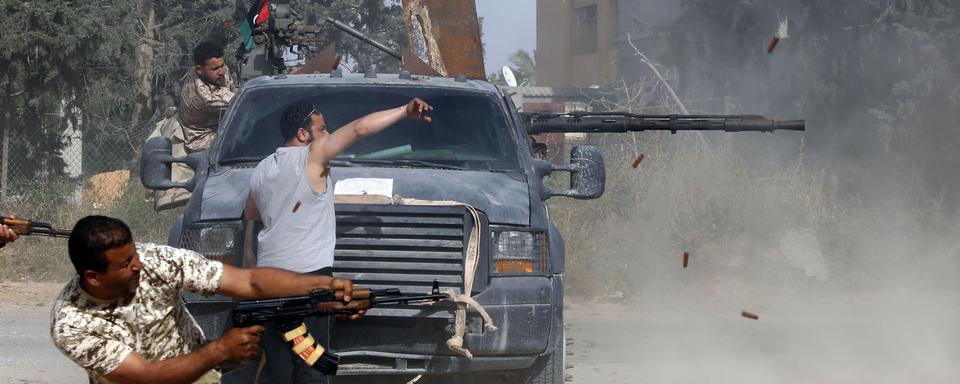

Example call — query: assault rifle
[1,218,70,238]
[232,280,449,375]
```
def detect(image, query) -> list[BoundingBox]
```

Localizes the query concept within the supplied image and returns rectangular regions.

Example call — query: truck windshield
[218,85,520,170]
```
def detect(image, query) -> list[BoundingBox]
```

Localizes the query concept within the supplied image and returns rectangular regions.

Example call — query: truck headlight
[181,220,242,263]
[491,230,548,273]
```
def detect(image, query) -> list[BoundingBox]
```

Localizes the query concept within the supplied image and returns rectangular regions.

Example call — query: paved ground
[3,282,959,383]
[0,282,84,384]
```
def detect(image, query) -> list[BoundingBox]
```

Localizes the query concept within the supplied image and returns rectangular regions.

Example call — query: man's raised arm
[312,98,433,165]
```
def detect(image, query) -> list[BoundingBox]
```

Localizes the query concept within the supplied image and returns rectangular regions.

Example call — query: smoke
[553,1,960,381]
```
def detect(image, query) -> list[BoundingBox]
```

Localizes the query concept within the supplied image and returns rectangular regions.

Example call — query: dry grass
[0,177,181,281]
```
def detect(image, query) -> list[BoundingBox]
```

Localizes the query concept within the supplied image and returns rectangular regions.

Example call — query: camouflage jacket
[50,243,224,384]
[178,70,236,153]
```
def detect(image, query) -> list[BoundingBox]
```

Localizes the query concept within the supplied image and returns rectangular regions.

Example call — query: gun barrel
[325,17,401,60]
[523,113,806,134]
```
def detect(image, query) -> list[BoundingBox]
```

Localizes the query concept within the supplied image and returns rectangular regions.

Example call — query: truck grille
[332,204,486,295]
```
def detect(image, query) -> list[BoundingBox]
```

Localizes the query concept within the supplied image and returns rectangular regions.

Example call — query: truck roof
[242,73,502,94]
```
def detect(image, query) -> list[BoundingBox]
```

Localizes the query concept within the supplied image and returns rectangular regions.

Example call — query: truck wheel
[524,327,565,384]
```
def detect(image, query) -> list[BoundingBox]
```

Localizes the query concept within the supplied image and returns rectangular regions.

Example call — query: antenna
[501,66,518,87]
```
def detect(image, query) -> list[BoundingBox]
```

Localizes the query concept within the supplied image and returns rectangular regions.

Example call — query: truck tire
[524,328,565,384]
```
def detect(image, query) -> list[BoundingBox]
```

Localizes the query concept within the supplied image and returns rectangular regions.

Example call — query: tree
[487,49,536,86]
[0,0,405,188]
[0,1,135,183]
[507,49,536,86]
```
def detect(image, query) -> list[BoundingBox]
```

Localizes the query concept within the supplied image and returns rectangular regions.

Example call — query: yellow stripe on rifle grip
[283,324,308,342]
[304,344,326,365]
[292,335,315,354]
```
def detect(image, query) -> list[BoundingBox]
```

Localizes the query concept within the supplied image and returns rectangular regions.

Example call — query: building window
[572,5,598,55]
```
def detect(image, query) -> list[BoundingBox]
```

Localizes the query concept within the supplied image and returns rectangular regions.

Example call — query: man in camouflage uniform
[179,42,237,153]
[50,216,363,384]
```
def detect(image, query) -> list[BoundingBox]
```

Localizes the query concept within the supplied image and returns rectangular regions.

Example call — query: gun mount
[236,2,322,81]
[236,2,401,82]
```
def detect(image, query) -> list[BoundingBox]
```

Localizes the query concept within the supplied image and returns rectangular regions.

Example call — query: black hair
[280,101,317,141]
[193,41,225,66]
[68,216,133,275]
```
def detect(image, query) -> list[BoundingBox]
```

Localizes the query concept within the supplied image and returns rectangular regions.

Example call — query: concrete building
[536,0,682,87]
[535,1,740,113]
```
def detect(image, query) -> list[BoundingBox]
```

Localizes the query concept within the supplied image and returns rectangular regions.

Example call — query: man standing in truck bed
[180,41,237,153]
[244,98,433,383]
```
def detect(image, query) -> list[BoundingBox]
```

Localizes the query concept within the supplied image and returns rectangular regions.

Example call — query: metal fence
[0,121,144,207]
[0,121,182,281]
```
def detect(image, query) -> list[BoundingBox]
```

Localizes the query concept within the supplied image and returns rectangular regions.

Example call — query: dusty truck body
[141,72,594,383]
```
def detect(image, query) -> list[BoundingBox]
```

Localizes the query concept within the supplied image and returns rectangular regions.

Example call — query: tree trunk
[130,0,156,146]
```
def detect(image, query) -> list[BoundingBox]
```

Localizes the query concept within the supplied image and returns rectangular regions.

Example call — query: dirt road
[564,286,960,384]
[4,282,959,383]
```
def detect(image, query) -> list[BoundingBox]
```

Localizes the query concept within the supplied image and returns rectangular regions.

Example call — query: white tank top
[248,146,335,272]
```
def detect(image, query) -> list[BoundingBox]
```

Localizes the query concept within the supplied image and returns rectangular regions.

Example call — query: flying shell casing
[767,36,780,53]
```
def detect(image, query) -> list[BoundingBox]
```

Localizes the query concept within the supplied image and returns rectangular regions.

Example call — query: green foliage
[0,0,405,183]
[0,1,132,178]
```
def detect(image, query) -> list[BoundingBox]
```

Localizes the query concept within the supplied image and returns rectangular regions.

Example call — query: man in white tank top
[244,98,433,383]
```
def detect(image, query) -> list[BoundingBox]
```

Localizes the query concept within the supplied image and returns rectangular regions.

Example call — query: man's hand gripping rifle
[232,280,449,375]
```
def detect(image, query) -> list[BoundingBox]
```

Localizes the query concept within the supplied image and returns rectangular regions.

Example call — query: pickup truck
[140,70,802,383]
[141,70,603,383]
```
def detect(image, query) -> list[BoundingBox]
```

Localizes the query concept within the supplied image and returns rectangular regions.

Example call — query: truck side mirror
[535,145,605,200]
[140,137,206,192]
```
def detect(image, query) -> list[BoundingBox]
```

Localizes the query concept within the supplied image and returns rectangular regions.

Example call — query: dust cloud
[555,1,960,382]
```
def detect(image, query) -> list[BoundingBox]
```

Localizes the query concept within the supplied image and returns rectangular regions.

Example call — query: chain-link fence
[0,123,181,281]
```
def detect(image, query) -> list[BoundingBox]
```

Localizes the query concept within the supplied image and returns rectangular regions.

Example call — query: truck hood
[200,166,530,225]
